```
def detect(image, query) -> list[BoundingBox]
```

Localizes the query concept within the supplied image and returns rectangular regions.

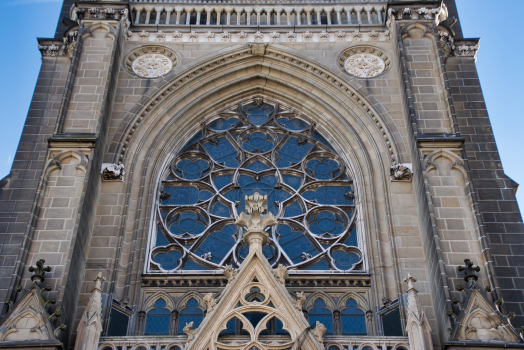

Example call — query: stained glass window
[150,99,362,272]
[144,299,171,335]
[341,299,366,335]
[178,298,204,334]
[308,298,333,334]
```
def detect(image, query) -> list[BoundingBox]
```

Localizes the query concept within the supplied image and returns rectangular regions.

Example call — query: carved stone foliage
[390,163,413,181]
[449,260,522,344]
[339,46,391,78]
[101,163,125,181]
[125,46,177,78]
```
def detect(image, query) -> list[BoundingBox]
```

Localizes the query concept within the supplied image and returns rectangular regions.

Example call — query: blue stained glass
[154,250,181,270]
[282,175,302,190]
[195,226,236,263]
[155,226,170,247]
[243,102,274,126]
[239,243,275,262]
[306,158,341,180]
[277,137,313,167]
[162,186,199,205]
[242,132,275,153]
[246,160,270,172]
[308,211,345,236]
[304,259,330,270]
[211,201,231,217]
[184,259,212,270]
[284,201,303,217]
[341,299,366,335]
[145,299,171,335]
[208,118,239,131]
[278,224,318,263]
[343,227,358,247]
[213,174,233,190]
[332,250,360,270]
[203,137,238,165]
[181,131,203,151]
[175,158,210,180]
[313,130,335,151]
[278,117,310,131]
[243,312,267,328]
[169,211,206,236]
[308,298,333,335]
[178,298,204,334]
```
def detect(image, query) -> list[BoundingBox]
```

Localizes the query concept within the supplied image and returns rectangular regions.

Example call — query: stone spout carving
[203,293,218,313]
[390,163,413,181]
[101,163,125,181]
[223,264,238,283]
[311,321,327,347]
[292,291,306,312]
[273,264,288,285]
[183,322,199,345]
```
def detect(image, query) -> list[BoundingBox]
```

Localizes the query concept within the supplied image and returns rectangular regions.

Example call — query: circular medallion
[132,53,173,78]
[345,53,385,78]
[125,46,178,78]
[338,46,391,78]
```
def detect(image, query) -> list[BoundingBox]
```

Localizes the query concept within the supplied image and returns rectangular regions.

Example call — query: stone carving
[172,31,182,42]
[319,31,329,42]
[88,7,99,18]
[155,31,166,42]
[238,31,248,42]
[402,7,412,19]
[254,31,263,42]
[404,273,434,350]
[390,163,413,181]
[292,291,306,311]
[183,322,199,345]
[48,44,60,56]
[28,259,52,283]
[273,264,288,285]
[235,193,277,233]
[369,30,379,41]
[301,252,312,260]
[311,321,327,347]
[101,163,125,181]
[102,7,115,18]
[335,31,346,42]
[223,265,238,283]
[456,44,480,58]
[139,30,148,41]
[160,191,171,200]
[205,31,215,42]
[221,31,231,42]
[286,31,296,42]
[270,31,280,42]
[203,293,218,313]
[189,31,198,42]
[201,252,212,261]
[74,273,106,350]
[351,30,362,42]
[384,29,392,41]
[132,53,173,78]
[304,31,313,42]
[418,7,430,19]
[345,52,386,78]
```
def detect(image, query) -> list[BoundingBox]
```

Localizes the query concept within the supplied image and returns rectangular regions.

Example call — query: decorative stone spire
[74,272,106,350]
[234,192,277,252]
[404,273,434,350]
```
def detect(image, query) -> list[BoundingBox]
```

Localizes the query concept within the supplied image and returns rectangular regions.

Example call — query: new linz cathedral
[0,0,523,349]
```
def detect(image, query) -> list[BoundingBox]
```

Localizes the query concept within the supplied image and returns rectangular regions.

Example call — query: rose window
[149,99,363,273]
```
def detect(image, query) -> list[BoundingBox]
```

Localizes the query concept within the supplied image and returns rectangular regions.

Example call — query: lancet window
[148,99,363,273]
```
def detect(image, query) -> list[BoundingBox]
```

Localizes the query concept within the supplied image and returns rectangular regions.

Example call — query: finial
[93,272,106,291]
[28,259,52,283]
[457,259,480,282]
[403,273,417,291]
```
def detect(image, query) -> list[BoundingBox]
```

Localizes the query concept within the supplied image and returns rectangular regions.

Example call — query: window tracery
[149,99,363,273]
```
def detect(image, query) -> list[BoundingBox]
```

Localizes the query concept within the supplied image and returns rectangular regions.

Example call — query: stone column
[206,11,211,25]
[316,11,322,25]
[196,11,201,25]
[74,273,106,350]
[306,11,312,25]
[327,10,332,25]
[135,9,141,24]
[377,8,383,24]
[145,8,151,24]
[176,11,181,24]
[286,12,291,25]
[336,11,341,24]
[226,10,231,25]
[166,10,172,24]
[155,9,161,24]
[137,311,146,335]
[256,11,261,25]
[171,310,179,335]
[333,310,341,335]
[404,274,434,350]
[356,7,362,24]
[216,9,221,25]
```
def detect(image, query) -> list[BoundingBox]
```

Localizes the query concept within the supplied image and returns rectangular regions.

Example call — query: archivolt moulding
[114,46,401,168]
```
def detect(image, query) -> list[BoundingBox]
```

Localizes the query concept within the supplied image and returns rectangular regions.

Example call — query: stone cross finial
[404,272,417,291]
[93,272,106,292]
[458,259,480,282]
[28,259,52,283]
[234,193,277,252]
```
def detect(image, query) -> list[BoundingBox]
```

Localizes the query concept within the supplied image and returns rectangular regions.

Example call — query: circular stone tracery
[132,53,173,78]
[345,53,385,78]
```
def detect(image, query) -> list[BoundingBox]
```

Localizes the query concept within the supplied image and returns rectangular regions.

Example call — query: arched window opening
[144,299,171,335]
[149,99,362,274]
[178,298,204,334]
[308,298,333,334]
[341,298,366,335]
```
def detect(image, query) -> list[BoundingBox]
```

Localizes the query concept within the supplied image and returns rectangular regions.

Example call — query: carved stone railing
[98,335,410,350]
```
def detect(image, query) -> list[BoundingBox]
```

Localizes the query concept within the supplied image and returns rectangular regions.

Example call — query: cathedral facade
[0,0,523,349]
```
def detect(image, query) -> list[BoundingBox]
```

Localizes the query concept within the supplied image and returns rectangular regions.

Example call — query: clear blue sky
[0,0,523,211]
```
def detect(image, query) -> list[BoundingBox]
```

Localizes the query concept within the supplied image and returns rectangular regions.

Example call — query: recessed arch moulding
[101,47,410,312]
